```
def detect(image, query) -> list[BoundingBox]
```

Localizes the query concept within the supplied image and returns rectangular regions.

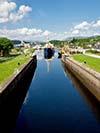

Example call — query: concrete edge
[62,54,100,101]
[0,55,36,93]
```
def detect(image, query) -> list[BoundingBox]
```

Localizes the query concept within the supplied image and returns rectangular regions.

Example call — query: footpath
[84,53,100,58]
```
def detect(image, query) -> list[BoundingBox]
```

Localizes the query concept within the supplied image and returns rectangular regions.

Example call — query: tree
[0,37,13,56]
[49,40,63,47]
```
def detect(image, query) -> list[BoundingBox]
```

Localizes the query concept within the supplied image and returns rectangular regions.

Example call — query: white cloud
[0,28,53,41]
[42,30,51,37]
[0,0,32,23]
[93,33,100,36]
[93,20,100,27]
[73,19,100,31]
[0,26,100,41]
[19,28,42,35]
[0,27,69,41]
[72,29,79,35]
[70,19,100,37]
[74,21,91,30]
[1,18,100,41]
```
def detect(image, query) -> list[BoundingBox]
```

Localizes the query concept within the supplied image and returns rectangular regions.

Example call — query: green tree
[49,40,63,47]
[0,37,13,56]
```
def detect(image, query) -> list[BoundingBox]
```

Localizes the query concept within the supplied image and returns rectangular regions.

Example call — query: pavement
[84,53,100,58]
[0,57,14,62]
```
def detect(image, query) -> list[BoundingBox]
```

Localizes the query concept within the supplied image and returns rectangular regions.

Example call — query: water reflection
[34,49,44,60]
[44,48,55,72]
[61,60,100,123]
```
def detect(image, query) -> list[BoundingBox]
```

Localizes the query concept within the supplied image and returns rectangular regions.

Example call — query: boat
[44,42,55,59]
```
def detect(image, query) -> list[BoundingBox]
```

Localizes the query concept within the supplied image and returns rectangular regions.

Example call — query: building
[23,41,32,48]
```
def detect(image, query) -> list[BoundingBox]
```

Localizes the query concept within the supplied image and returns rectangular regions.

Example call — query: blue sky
[0,0,100,41]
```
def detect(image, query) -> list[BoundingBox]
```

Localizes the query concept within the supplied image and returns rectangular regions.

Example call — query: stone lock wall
[62,55,100,101]
[0,55,37,99]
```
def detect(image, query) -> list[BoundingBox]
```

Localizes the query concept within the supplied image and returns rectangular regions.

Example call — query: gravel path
[84,53,100,58]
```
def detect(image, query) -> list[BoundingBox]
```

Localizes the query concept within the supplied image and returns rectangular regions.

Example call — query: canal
[14,50,100,133]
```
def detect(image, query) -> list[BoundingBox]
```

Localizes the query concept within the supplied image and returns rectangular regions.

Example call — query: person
[61,49,65,54]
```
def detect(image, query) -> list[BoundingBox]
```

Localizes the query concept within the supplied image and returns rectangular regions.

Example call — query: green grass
[72,54,100,73]
[0,54,29,84]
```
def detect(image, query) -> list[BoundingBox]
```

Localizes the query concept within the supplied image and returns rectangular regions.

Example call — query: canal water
[14,50,100,133]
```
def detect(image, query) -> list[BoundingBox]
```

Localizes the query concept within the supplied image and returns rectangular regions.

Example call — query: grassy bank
[86,49,100,55]
[72,54,100,73]
[0,54,29,84]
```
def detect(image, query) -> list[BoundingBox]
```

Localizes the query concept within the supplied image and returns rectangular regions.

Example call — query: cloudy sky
[0,0,100,41]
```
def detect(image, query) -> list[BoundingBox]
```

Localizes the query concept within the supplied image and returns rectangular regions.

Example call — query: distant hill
[64,35,100,41]
[23,41,31,44]
[12,40,21,44]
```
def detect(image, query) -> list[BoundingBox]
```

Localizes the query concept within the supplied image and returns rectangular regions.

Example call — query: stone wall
[62,55,100,101]
[0,55,37,98]
[0,55,37,132]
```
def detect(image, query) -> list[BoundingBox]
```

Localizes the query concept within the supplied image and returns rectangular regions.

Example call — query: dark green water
[14,50,100,133]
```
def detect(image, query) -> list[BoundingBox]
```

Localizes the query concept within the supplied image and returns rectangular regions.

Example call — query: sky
[0,0,100,41]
